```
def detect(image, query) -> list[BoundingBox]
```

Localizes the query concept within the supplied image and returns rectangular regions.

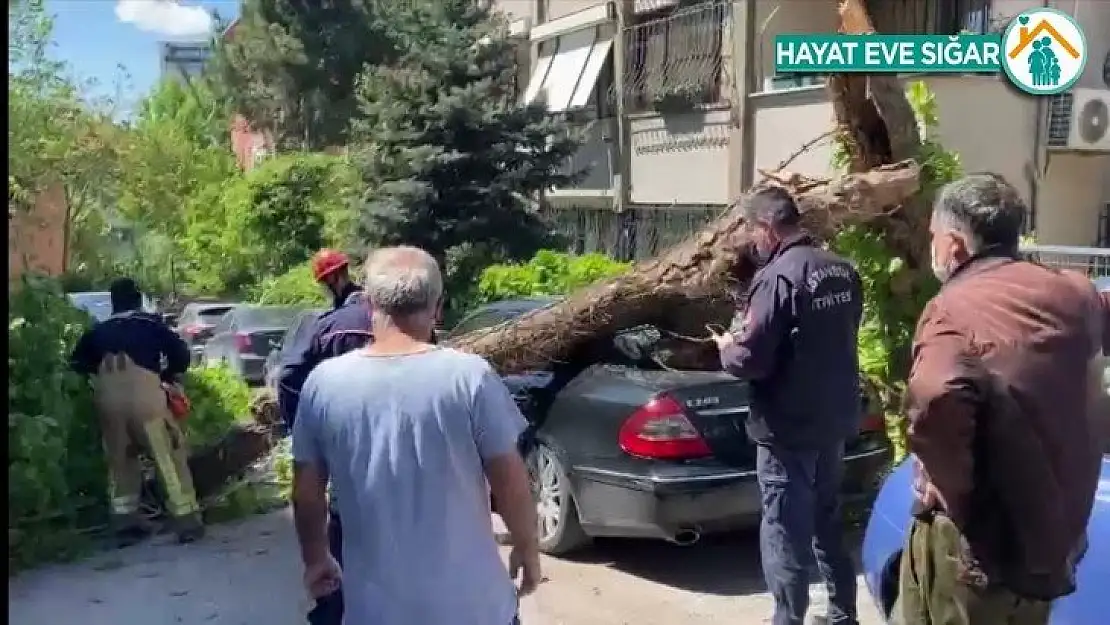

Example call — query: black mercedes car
[447,298,892,556]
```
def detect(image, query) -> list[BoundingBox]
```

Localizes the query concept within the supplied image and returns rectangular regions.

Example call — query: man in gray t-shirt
[291,246,542,625]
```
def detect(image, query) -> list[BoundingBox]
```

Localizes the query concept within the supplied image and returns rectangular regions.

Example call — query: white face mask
[930,240,951,283]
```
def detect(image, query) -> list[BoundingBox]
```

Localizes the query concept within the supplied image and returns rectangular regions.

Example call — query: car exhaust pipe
[669,526,701,546]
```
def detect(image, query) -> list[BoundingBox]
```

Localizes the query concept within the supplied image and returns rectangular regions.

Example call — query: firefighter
[70,278,203,546]
[278,249,371,625]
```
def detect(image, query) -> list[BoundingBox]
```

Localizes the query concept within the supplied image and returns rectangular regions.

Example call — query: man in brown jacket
[896,174,1105,625]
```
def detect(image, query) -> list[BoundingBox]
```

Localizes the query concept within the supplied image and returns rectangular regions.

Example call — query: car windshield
[447,298,553,338]
[67,291,155,322]
[236,306,302,329]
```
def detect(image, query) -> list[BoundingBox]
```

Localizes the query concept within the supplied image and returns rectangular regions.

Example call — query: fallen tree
[447,161,922,374]
[189,0,933,489]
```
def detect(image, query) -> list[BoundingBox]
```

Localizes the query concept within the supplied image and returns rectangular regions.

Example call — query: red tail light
[618,395,712,460]
[233,332,252,352]
[860,412,885,433]
[183,324,201,337]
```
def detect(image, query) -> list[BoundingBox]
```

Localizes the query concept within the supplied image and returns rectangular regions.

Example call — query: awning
[522,24,615,113]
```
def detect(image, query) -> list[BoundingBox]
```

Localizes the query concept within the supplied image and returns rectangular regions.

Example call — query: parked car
[446,298,892,555]
[66,291,157,322]
[861,456,1110,623]
[861,277,1110,623]
[176,302,239,364]
[262,308,326,391]
[202,305,303,385]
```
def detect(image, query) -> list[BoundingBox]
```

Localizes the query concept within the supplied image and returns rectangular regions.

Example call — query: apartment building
[495,0,1110,252]
[159,41,211,84]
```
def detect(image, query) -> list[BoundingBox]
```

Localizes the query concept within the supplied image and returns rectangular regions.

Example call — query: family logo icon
[1001,8,1087,95]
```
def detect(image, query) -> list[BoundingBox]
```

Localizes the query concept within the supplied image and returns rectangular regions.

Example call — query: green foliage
[180,365,253,449]
[476,251,632,303]
[8,278,257,570]
[210,0,394,150]
[247,263,329,307]
[8,276,105,570]
[831,81,958,460]
[351,1,582,310]
[181,153,359,296]
[134,77,230,150]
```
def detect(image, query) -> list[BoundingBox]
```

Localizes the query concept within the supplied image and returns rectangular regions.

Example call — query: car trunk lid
[622,370,755,466]
[241,328,288,357]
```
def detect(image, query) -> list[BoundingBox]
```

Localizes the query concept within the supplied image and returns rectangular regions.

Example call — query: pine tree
[351,0,583,305]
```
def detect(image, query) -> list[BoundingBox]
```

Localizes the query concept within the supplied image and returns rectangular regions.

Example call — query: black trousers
[307,511,344,625]
[756,442,858,625]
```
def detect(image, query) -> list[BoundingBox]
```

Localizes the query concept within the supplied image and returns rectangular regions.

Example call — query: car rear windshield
[237,306,301,329]
[197,306,235,322]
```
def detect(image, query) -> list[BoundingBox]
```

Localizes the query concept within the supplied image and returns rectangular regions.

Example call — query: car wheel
[528,443,589,556]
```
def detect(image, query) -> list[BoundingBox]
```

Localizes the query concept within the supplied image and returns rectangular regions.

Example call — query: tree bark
[448,161,922,375]
[826,0,929,275]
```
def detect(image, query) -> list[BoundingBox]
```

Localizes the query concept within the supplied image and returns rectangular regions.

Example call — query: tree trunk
[826,0,929,275]
[448,161,922,375]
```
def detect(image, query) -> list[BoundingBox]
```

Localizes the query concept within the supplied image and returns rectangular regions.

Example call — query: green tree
[8,0,124,271]
[134,77,229,149]
[351,0,582,307]
[180,153,359,295]
[208,0,394,150]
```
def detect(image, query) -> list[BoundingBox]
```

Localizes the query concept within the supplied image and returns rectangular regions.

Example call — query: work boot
[173,512,205,544]
[110,513,151,548]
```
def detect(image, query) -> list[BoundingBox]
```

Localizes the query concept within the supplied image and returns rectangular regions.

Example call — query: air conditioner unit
[1046,88,1110,152]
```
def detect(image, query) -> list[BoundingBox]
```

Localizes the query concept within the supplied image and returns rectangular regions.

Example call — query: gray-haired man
[291,246,541,625]
[898,173,1103,624]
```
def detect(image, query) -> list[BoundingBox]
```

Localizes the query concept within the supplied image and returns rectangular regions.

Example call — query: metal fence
[545,206,1110,277]
[543,204,722,261]
[1020,244,1110,278]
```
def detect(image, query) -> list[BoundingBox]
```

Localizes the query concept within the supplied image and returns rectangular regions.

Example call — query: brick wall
[230,114,274,171]
[9,183,67,281]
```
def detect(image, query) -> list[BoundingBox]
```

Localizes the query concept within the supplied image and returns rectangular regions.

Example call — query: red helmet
[311,249,350,282]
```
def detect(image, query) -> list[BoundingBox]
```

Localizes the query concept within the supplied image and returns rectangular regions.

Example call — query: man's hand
[303,553,342,599]
[708,328,735,352]
[509,545,544,597]
[912,464,943,511]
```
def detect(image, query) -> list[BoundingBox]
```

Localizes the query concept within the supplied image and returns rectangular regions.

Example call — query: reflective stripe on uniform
[141,420,200,518]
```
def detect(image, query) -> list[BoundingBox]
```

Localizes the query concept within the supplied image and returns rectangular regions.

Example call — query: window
[523,25,616,114]
[867,0,993,35]
[625,0,729,113]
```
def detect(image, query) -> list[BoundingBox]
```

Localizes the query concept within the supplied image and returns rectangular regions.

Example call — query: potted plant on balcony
[651,82,711,114]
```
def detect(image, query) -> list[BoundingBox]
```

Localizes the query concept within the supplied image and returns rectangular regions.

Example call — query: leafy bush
[9,277,105,570]
[476,250,631,303]
[181,152,359,296]
[8,277,255,570]
[181,365,254,449]
[247,263,329,307]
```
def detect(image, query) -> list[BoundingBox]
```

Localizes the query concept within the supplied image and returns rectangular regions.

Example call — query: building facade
[496,0,1110,254]
[159,41,211,84]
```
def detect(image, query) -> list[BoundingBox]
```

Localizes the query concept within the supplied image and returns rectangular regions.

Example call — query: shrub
[8,277,105,570]
[247,263,329,307]
[476,250,631,304]
[8,277,255,570]
[181,365,254,449]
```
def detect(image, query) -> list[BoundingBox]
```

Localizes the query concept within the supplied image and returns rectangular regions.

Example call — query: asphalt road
[8,509,885,625]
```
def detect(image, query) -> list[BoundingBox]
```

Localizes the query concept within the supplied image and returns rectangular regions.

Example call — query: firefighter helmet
[311,249,350,282]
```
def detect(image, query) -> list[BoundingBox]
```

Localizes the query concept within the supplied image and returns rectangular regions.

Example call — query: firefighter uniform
[719,231,865,625]
[71,297,201,544]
